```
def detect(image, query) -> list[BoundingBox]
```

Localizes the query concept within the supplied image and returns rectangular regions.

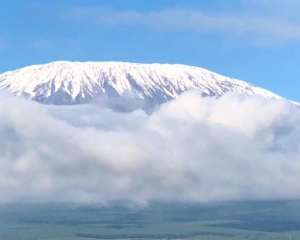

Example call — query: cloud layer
[1,91,300,204]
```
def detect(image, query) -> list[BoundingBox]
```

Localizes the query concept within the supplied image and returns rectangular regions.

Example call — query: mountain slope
[0,61,288,110]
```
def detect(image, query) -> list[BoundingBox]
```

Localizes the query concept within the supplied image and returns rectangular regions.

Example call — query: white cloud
[62,3,300,45]
[0,91,300,204]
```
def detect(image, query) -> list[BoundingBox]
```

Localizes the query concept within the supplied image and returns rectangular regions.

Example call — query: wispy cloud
[62,5,300,45]
[0,40,6,50]
[32,39,52,50]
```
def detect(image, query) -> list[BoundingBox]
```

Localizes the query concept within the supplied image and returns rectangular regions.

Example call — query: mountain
[0,61,290,111]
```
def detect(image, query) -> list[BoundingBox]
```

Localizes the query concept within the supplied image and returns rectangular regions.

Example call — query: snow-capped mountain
[0,61,289,111]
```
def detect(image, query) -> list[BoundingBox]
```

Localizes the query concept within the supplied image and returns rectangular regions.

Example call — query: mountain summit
[0,61,286,110]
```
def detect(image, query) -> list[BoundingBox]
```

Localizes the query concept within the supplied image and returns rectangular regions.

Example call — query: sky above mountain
[1,0,300,101]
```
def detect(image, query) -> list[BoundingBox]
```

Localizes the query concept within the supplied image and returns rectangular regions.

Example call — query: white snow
[0,61,290,104]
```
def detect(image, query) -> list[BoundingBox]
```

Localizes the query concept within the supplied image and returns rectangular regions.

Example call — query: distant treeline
[209,220,300,232]
[76,231,235,239]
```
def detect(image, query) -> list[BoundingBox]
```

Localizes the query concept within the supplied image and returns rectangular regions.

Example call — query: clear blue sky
[1,0,300,101]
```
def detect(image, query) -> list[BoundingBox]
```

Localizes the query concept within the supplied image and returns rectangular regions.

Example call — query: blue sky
[1,0,300,101]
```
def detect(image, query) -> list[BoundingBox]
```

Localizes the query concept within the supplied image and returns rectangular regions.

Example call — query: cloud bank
[1,91,300,204]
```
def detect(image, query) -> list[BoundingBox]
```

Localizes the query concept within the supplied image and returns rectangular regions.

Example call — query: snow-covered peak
[0,61,290,110]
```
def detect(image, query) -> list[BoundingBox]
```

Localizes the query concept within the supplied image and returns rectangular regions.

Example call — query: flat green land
[0,201,299,240]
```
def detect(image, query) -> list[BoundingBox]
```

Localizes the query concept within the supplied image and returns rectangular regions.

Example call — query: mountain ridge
[0,61,294,110]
